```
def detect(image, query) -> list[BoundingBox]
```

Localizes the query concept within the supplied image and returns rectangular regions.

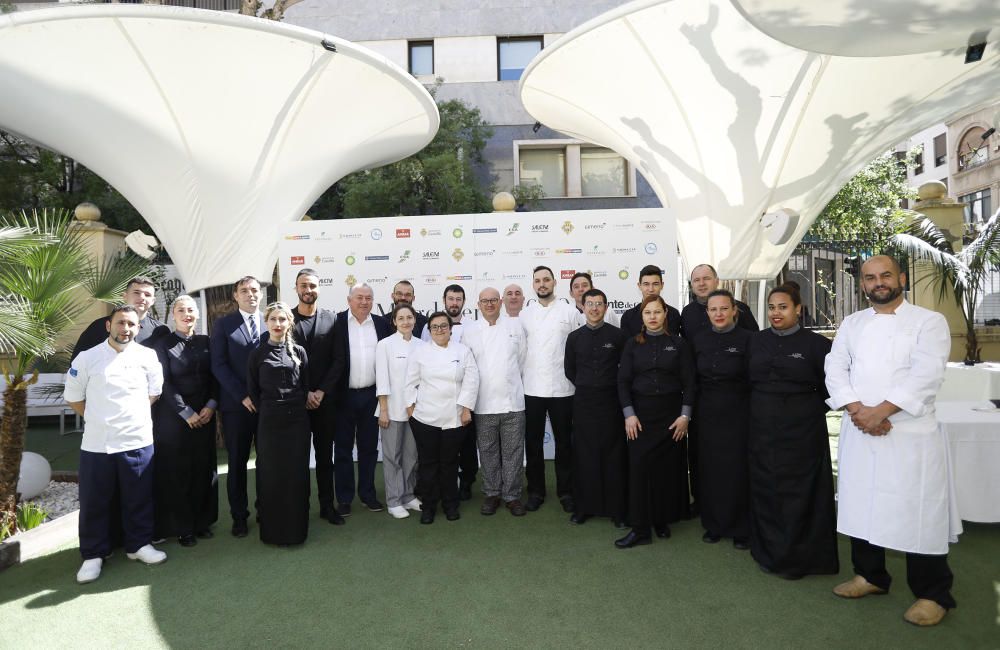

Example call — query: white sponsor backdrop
[278,208,677,463]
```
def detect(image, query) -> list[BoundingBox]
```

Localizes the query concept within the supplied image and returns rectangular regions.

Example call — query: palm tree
[0,208,151,535]
[891,207,1000,364]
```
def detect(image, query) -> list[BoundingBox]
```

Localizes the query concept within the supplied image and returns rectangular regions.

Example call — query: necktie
[248,315,258,344]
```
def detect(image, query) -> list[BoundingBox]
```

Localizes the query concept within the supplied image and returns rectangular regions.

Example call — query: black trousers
[410,418,465,514]
[221,408,257,521]
[687,423,700,506]
[458,420,478,488]
[333,386,379,505]
[79,446,154,559]
[308,401,336,513]
[524,395,573,500]
[850,537,956,609]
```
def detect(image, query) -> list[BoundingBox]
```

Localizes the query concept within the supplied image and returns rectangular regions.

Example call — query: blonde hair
[263,301,301,366]
[171,294,199,315]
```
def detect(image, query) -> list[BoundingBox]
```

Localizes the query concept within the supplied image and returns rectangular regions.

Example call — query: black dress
[152,333,219,539]
[564,323,626,520]
[747,326,839,577]
[247,341,311,545]
[692,327,751,539]
[617,331,696,531]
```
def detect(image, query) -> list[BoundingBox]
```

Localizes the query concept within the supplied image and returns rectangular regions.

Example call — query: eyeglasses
[478,298,500,305]
[429,323,451,332]
[584,301,606,308]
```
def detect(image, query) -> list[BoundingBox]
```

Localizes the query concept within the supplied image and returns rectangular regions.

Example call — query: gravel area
[24,481,79,523]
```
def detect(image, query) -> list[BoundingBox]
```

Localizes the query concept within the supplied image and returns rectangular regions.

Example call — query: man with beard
[519,266,584,512]
[290,269,345,525]
[825,255,960,627]
[391,280,428,338]
[72,276,169,360]
[619,265,682,337]
[502,283,525,318]
[422,284,477,499]
[680,264,759,338]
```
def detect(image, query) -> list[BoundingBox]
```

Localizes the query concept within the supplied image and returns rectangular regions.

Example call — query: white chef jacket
[463,317,527,414]
[825,300,961,554]
[421,320,464,344]
[519,300,584,398]
[374,331,424,421]
[347,312,378,388]
[64,340,163,454]
[404,340,479,429]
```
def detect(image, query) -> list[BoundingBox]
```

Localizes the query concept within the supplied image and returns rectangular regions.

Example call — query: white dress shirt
[519,300,584,398]
[420,320,464,344]
[825,300,961,554]
[375,331,424,421]
[463,317,527,414]
[64,340,163,454]
[347,311,378,388]
[239,308,261,341]
[404,340,479,429]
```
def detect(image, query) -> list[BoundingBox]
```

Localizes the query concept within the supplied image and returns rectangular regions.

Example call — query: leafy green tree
[0,209,151,536]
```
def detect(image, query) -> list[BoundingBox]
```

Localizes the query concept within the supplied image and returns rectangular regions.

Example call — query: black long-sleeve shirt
[617,332,696,413]
[154,333,219,422]
[680,299,759,340]
[564,323,626,389]
[620,302,682,338]
[247,342,310,405]
[692,327,752,393]
[747,327,831,397]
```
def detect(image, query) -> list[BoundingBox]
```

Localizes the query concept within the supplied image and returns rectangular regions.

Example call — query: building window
[519,149,566,197]
[581,147,627,196]
[408,41,434,76]
[933,133,947,167]
[958,127,988,171]
[515,141,635,199]
[497,36,542,81]
[959,188,991,224]
[913,149,924,175]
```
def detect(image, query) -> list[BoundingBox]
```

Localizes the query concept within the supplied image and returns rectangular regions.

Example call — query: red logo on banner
[561,270,575,279]
[291,256,305,265]
[396,228,411,238]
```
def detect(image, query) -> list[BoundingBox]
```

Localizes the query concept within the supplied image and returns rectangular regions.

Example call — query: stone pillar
[492,191,516,213]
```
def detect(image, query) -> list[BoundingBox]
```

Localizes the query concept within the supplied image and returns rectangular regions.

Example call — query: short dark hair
[125,276,156,292]
[570,272,593,287]
[638,265,663,282]
[390,303,418,324]
[768,283,801,306]
[427,311,453,329]
[232,276,260,293]
[443,284,465,299]
[109,303,139,319]
[706,289,736,310]
[295,268,319,282]
[582,288,607,303]
[532,265,554,279]
[690,264,718,279]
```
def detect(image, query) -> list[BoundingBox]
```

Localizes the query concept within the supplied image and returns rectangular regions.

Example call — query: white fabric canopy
[520,0,1000,279]
[0,6,439,291]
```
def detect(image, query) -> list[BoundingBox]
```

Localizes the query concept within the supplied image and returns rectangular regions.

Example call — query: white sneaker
[387,506,409,519]
[126,544,167,565]
[403,498,422,512]
[76,558,103,584]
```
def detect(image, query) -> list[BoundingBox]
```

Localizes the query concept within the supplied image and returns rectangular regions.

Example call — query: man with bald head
[463,287,528,515]
[332,283,392,514]
[680,264,758,339]
[502,284,525,318]
[825,255,959,627]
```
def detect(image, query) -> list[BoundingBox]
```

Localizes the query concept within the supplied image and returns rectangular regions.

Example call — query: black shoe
[363,499,384,512]
[231,519,248,538]
[480,496,502,516]
[611,518,626,529]
[445,509,460,521]
[733,537,749,550]
[458,484,472,501]
[339,503,352,516]
[195,529,213,539]
[420,510,435,524]
[702,531,721,544]
[178,534,197,547]
[654,525,671,539]
[569,513,590,525]
[615,530,652,549]
[559,496,575,513]
[322,508,346,525]
[524,494,544,511]
[505,500,527,517]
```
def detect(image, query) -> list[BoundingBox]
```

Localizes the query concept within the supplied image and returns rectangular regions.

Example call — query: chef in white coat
[825,256,961,627]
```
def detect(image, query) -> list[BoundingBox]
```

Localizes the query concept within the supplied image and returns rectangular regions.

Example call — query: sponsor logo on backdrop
[339,233,362,240]
[618,269,630,280]
[290,256,305,265]
[396,228,411,238]
[561,220,574,235]
[319,278,334,286]
[642,221,660,231]
[365,276,388,285]
[420,228,442,237]
[560,270,575,279]
[284,234,310,240]
[313,255,336,264]
[589,245,606,255]
[480,271,497,281]
[371,228,383,240]
[474,249,496,257]
[315,232,332,241]
[452,228,464,239]
[345,255,356,266]
[531,248,550,257]
[555,248,582,254]
[422,274,441,285]
[345,274,357,287]
[531,224,549,233]
[613,223,635,231]
[452,248,465,262]
[503,272,527,281]
[502,249,524,256]
[584,223,607,230]
[365,255,390,261]
[398,250,411,263]
[447,274,472,281]
[506,223,520,236]
[591,270,608,279]
[613,246,637,255]
[645,243,658,255]
[473,227,497,234]
[422,251,440,260]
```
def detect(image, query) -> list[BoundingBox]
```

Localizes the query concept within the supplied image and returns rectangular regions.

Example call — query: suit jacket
[71,314,169,361]
[332,309,392,397]
[292,307,340,394]
[210,310,265,412]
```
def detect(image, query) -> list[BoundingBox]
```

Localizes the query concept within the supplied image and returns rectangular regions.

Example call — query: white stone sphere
[17,452,51,500]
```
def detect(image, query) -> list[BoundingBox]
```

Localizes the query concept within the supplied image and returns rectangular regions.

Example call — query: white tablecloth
[936,401,1000,523]
[937,362,1000,401]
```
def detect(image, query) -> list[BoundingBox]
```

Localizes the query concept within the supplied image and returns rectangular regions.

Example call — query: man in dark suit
[390,280,427,338]
[332,283,392,514]
[619,265,682,337]
[71,276,170,360]
[210,276,264,537]
[680,263,760,338]
[290,268,345,525]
